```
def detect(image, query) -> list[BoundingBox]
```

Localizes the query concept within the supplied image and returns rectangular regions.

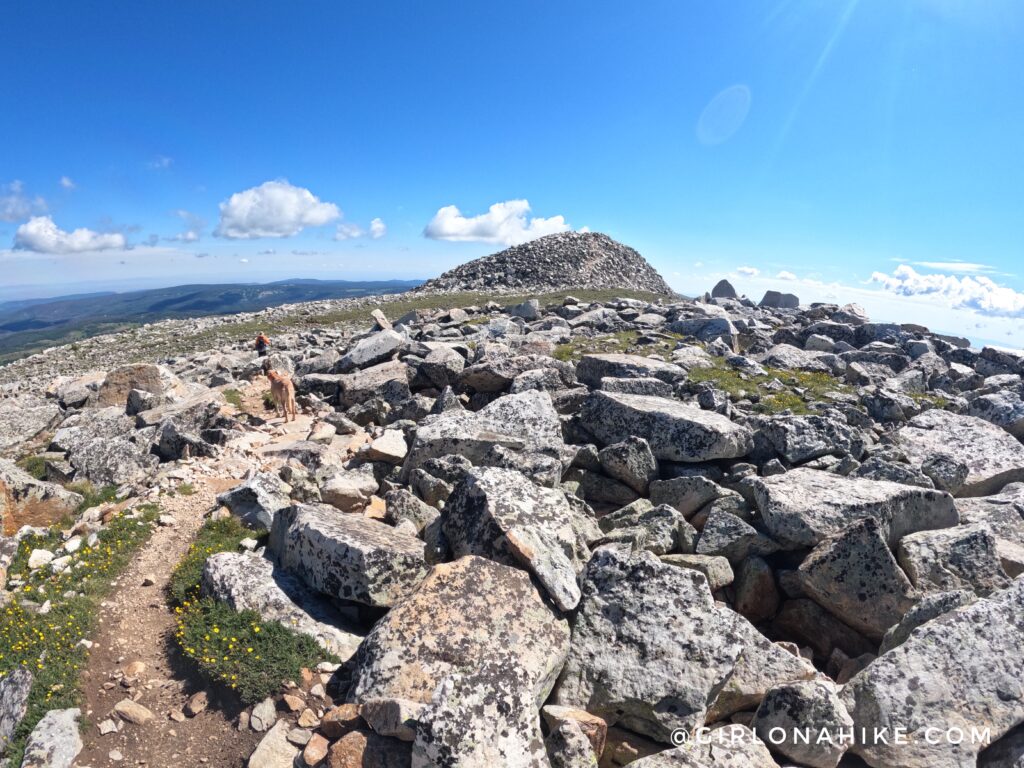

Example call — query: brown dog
[265,368,297,422]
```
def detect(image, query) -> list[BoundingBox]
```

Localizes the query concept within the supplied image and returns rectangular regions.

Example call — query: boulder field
[2,280,1024,768]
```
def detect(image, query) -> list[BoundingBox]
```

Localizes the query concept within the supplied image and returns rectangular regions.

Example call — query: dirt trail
[73,460,257,768]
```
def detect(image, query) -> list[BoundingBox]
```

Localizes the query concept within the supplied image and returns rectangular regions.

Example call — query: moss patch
[553,330,686,363]
[686,356,854,415]
[14,456,47,481]
[222,389,244,408]
[65,482,119,513]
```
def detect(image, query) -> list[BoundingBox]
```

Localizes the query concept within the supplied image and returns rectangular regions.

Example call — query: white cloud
[167,209,205,242]
[335,222,364,241]
[1,180,47,222]
[239,258,249,264]
[693,261,704,268]
[59,176,76,190]
[910,260,997,274]
[777,270,797,280]
[871,264,1024,318]
[423,199,569,245]
[148,155,173,170]
[215,180,341,239]
[369,217,387,239]
[578,225,591,234]
[13,215,126,254]
[736,266,760,276]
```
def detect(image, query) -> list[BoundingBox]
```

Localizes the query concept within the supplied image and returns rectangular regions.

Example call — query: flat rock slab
[270,503,427,608]
[751,467,958,549]
[842,576,1024,768]
[202,551,364,659]
[403,389,566,474]
[349,555,570,711]
[580,390,753,462]
[576,354,685,388]
[0,395,61,452]
[896,409,1024,496]
[0,667,32,752]
[216,471,292,530]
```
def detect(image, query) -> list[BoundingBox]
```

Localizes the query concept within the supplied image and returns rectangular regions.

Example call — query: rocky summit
[415,231,675,295]
[2,259,1024,768]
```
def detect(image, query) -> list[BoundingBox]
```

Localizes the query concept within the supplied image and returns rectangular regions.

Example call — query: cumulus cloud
[736,266,760,276]
[1,180,47,222]
[239,258,249,264]
[335,222,364,241]
[777,270,797,280]
[59,176,76,190]
[167,209,205,242]
[215,180,341,239]
[369,217,386,239]
[423,199,569,246]
[13,215,127,254]
[871,265,1024,318]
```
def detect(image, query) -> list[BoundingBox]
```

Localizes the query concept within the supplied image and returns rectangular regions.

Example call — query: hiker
[255,332,270,357]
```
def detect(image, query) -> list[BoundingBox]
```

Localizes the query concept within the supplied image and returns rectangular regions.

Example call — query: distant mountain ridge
[0,279,421,362]
[416,231,675,295]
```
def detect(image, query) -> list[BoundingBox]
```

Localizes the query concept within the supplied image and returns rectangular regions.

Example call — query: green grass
[553,329,687,362]
[909,391,951,410]
[176,483,196,496]
[222,389,244,408]
[65,482,119,513]
[174,599,329,705]
[686,356,854,415]
[0,504,159,764]
[167,517,327,705]
[15,455,47,481]
[167,516,261,607]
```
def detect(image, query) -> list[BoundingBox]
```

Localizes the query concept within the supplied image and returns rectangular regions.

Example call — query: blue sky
[1,1,1022,346]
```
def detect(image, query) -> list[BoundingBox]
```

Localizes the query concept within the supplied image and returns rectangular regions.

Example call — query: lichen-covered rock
[649,475,725,516]
[576,354,685,388]
[555,546,811,742]
[270,503,427,608]
[403,389,566,475]
[201,551,363,658]
[896,524,1010,596]
[20,707,82,768]
[545,717,599,768]
[348,556,570,745]
[0,395,61,452]
[751,680,853,768]
[842,576,1024,768]
[596,436,658,495]
[216,470,292,529]
[320,465,378,513]
[580,391,753,462]
[337,360,410,408]
[50,405,158,486]
[799,517,918,640]
[751,467,958,549]
[896,409,1024,496]
[878,589,975,654]
[413,664,550,768]
[955,483,1024,578]
[339,329,405,372]
[443,467,589,610]
[597,503,696,556]
[759,414,864,464]
[967,390,1024,439]
[696,508,779,564]
[0,667,32,755]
